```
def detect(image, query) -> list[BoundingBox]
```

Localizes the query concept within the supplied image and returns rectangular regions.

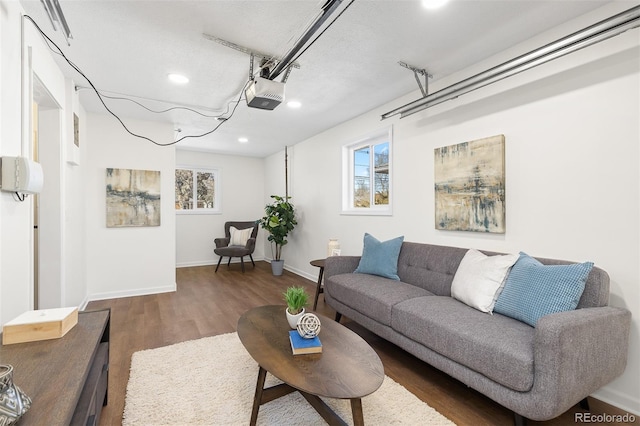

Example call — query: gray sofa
[323,242,631,423]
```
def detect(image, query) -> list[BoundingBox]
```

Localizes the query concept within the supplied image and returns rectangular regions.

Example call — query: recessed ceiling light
[287,100,302,109]
[238,137,249,143]
[168,73,189,84]
[422,0,449,9]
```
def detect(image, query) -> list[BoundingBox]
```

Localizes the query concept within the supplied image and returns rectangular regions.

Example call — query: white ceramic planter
[285,307,305,329]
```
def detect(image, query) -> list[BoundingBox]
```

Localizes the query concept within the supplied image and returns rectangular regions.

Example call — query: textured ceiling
[20,0,621,157]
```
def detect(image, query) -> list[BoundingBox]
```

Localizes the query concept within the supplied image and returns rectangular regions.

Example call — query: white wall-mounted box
[0,156,44,194]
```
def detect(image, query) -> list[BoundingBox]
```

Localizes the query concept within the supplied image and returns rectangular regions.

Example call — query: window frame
[341,126,393,216]
[175,165,222,215]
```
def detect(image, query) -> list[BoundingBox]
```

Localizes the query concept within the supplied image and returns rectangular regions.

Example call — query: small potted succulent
[284,286,309,329]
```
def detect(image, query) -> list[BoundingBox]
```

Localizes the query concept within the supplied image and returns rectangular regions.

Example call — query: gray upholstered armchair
[214,221,259,273]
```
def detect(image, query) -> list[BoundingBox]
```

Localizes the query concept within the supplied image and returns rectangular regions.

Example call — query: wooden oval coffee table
[237,305,384,426]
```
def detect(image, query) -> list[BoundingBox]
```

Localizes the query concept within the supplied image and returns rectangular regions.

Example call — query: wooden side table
[310,259,325,310]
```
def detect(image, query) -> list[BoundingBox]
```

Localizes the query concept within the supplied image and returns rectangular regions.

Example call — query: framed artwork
[106,168,161,227]
[67,112,80,165]
[434,135,505,233]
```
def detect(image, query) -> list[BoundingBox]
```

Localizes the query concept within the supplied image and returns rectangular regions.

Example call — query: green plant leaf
[283,286,308,314]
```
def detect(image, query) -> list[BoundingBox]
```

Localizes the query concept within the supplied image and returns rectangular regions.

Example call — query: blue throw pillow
[354,233,404,280]
[493,252,593,327]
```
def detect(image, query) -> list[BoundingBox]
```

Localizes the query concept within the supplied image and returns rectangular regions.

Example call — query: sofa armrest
[214,237,229,248]
[531,306,631,419]
[245,238,256,251]
[324,256,361,279]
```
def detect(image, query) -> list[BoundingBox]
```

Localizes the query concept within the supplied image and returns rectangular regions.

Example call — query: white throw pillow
[229,226,253,246]
[451,249,519,313]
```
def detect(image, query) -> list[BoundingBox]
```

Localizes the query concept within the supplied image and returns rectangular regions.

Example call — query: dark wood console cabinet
[0,309,110,425]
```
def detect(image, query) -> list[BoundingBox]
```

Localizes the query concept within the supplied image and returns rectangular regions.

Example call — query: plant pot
[286,307,305,329]
[0,364,31,424]
[271,259,284,276]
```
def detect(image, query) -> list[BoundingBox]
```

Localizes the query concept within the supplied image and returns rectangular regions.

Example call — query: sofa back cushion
[397,242,468,296]
[396,242,610,308]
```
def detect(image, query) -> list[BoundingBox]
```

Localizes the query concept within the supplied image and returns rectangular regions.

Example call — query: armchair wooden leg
[579,397,590,410]
[335,312,342,323]
[215,256,223,272]
[514,412,527,426]
[227,257,232,268]
[250,254,255,267]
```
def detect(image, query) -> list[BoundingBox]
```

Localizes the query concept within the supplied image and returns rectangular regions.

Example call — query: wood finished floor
[86,261,637,426]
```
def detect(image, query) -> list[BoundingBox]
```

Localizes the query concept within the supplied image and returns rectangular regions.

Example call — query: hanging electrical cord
[23,14,245,147]
[74,88,233,119]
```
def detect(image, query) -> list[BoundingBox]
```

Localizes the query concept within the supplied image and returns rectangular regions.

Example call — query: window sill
[340,209,393,217]
[176,210,222,215]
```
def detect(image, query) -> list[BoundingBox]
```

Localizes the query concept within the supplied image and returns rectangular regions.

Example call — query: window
[342,127,392,215]
[175,167,221,214]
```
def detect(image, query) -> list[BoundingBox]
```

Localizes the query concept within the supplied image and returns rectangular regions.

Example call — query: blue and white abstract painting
[434,135,505,233]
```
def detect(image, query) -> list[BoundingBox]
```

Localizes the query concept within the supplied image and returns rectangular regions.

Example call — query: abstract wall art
[434,135,505,233]
[106,168,161,228]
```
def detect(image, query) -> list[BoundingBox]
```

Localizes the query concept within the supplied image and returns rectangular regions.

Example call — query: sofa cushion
[391,296,535,392]
[326,273,433,326]
[354,233,404,280]
[494,252,593,327]
[396,242,469,295]
[451,249,519,313]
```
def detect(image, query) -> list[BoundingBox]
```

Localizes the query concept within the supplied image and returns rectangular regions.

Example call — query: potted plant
[284,286,309,329]
[260,195,297,276]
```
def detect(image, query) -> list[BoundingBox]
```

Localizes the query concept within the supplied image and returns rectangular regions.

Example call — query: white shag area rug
[123,332,455,425]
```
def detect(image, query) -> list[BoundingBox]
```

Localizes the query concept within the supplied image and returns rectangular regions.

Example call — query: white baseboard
[176,260,216,268]
[88,283,177,302]
[78,295,90,311]
[177,256,266,269]
[261,257,316,283]
[283,264,316,283]
[593,386,640,416]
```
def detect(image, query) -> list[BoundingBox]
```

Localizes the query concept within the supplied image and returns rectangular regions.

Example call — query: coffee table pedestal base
[250,366,366,426]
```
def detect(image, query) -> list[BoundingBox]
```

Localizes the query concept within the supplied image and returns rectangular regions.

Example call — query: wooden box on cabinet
[2,307,78,345]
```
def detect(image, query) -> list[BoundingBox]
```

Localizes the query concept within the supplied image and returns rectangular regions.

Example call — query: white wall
[0,0,31,325]
[265,5,640,415]
[1,0,88,323]
[85,114,176,300]
[63,80,87,308]
[175,149,265,267]
[37,108,63,308]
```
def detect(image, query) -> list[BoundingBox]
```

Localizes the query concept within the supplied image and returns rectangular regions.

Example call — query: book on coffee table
[289,330,322,355]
